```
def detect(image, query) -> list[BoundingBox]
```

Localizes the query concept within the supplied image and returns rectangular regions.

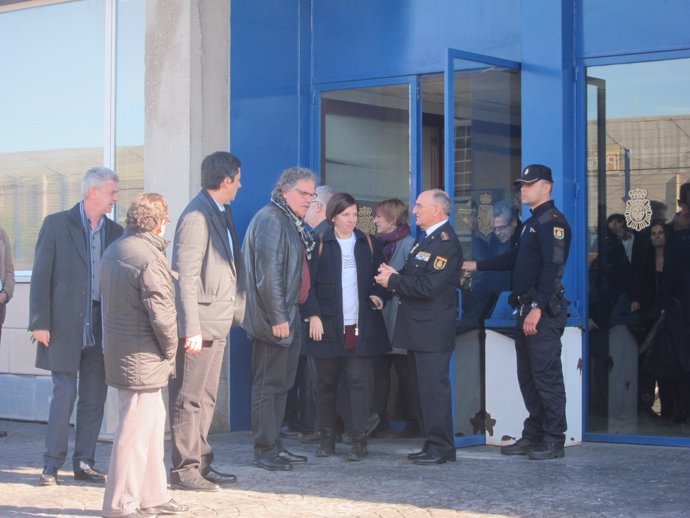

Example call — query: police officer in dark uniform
[463,164,571,460]
[375,189,463,465]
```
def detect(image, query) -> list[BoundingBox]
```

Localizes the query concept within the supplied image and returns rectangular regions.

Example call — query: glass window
[321,85,410,234]
[586,58,690,439]
[115,0,145,224]
[0,0,144,271]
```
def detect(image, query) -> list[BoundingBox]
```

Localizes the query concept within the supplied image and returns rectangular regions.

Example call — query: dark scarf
[271,195,316,259]
[377,224,410,263]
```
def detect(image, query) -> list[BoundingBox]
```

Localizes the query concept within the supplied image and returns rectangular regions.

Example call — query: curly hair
[126,193,169,233]
[271,167,317,199]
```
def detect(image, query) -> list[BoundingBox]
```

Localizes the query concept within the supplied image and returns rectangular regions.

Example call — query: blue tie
[417,231,427,246]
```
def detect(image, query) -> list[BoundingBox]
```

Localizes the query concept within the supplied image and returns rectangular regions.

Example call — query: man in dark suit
[375,188,463,465]
[30,166,123,486]
[169,151,246,492]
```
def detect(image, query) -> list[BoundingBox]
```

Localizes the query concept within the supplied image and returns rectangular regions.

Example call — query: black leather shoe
[141,498,188,515]
[277,449,308,463]
[40,466,58,486]
[171,475,220,492]
[501,437,540,456]
[412,452,454,465]
[406,450,428,460]
[74,465,106,483]
[203,467,237,485]
[528,442,565,460]
[254,455,293,471]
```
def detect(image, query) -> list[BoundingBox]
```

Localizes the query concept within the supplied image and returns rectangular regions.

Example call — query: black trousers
[250,327,302,458]
[168,338,226,483]
[313,353,370,435]
[371,353,419,427]
[408,349,455,458]
[515,310,567,445]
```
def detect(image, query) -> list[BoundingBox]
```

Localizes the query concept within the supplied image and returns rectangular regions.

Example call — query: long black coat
[30,203,123,373]
[301,228,390,358]
[389,221,463,353]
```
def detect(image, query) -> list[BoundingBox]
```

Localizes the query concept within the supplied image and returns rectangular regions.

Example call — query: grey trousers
[44,345,107,471]
[168,338,226,483]
[251,325,302,458]
[102,389,170,518]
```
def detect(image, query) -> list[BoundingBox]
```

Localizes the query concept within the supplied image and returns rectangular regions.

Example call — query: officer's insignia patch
[477,193,493,236]
[624,187,652,231]
[433,256,448,270]
[441,231,449,241]
[554,227,565,240]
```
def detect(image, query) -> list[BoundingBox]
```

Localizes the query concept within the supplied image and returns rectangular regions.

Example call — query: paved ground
[1,419,689,517]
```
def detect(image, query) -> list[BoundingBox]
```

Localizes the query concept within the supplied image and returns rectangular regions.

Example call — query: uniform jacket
[478,200,571,310]
[172,190,245,341]
[30,203,123,373]
[301,228,390,358]
[242,203,305,346]
[101,230,178,390]
[0,225,15,304]
[388,221,463,353]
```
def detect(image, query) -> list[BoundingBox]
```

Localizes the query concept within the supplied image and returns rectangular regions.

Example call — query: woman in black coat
[301,192,390,460]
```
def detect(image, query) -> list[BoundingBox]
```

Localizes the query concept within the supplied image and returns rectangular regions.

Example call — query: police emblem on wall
[356,205,376,235]
[624,187,652,231]
[477,192,493,236]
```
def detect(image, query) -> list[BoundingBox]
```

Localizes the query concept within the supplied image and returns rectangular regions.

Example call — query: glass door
[585,58,690,445]
[444,50,521,446]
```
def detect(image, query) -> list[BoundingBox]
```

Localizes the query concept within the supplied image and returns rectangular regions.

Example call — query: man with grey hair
[375,188,463,465]
[242,167,317,471]
[30,166,123,486]
[305,185,335,236]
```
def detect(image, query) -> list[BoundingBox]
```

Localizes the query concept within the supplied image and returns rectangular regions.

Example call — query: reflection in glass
[0,0,105,270]
[447,60,521,441]
[0,0,145,270]
[321,84,410,233]
[115,0,145,227]
[586,58,690,440]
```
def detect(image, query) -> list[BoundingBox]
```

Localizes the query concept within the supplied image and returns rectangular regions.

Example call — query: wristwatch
[529,301,539,310]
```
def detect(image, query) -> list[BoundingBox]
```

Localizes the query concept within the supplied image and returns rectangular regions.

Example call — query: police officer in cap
[462,164,571,460]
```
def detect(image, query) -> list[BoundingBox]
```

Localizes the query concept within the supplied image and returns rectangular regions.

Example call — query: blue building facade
[229,0,690,446]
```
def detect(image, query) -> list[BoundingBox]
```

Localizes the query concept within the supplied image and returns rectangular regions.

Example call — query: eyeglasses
[494,223,512,232]
[292,187,317,200]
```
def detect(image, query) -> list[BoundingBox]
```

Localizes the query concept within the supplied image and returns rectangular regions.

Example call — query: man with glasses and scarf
[242,167,317,471]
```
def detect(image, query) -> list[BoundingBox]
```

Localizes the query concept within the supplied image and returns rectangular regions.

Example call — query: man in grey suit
[30,166,123,486]
[169,151,246,492]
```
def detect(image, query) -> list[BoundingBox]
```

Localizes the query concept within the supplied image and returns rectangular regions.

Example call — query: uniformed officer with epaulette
[463,164,571,460]
[375,189,463,465]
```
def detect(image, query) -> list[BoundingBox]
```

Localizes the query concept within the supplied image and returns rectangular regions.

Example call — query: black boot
[316,428,335,457]
[346,432,368,461]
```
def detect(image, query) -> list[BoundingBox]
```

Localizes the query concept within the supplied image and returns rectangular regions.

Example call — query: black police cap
[514,164,553,185]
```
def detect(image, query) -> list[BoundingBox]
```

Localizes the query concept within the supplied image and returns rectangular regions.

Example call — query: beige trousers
[102,388,170,517]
